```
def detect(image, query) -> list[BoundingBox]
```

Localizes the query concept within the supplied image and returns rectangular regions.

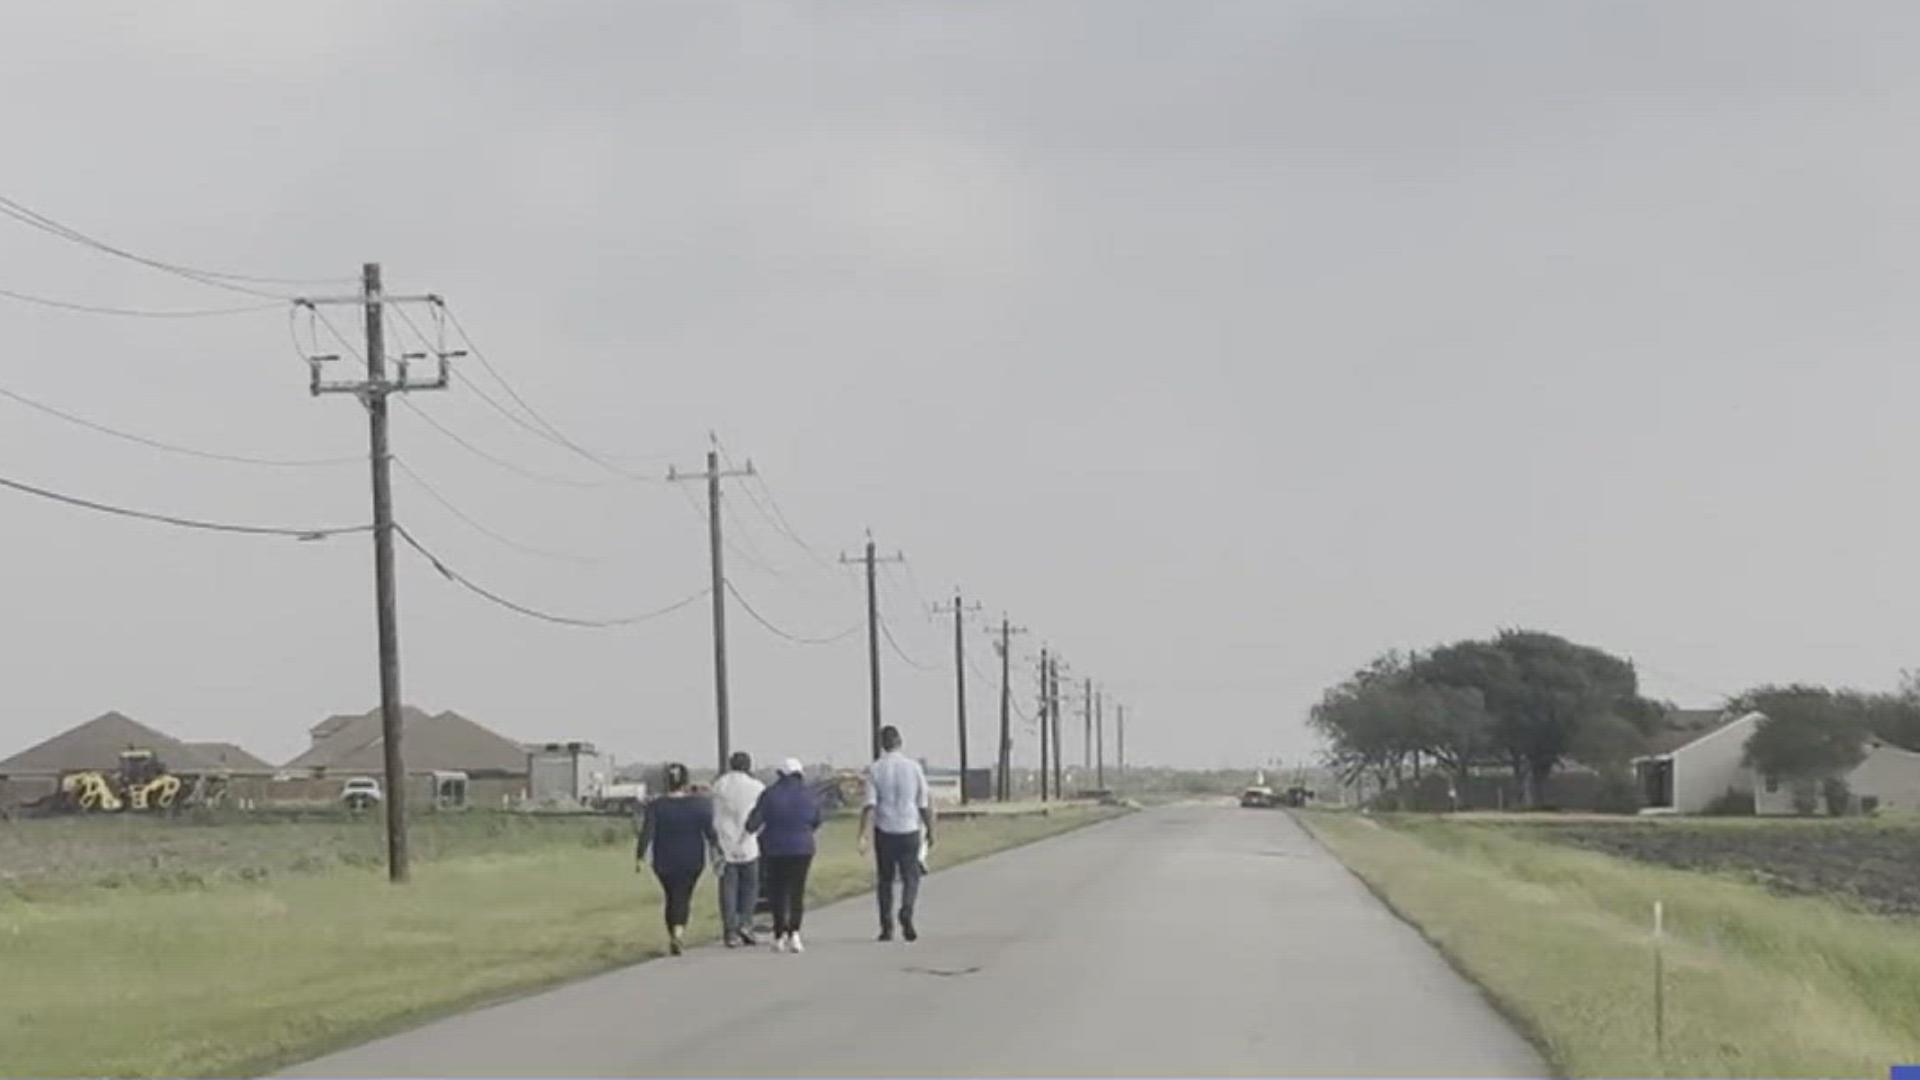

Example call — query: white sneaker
[772,934,789,954]
[788,933,805,954]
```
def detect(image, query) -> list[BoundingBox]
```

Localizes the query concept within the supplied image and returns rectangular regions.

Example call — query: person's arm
[916,765,934,845]
[700,797,722,862]
[745,788,769,834]
[858,768,878,853]
[634,800,655,869]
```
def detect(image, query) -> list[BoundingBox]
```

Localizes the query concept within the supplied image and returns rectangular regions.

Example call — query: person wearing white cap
[746,758,824,953]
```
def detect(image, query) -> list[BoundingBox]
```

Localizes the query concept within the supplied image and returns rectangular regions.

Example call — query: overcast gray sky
[1,1,1916,772]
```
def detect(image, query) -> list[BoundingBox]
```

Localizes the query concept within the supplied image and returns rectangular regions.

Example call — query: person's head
[879,726,902,753]
[778,757,805,781]
[663,762,690,793]
[729,751,752,774]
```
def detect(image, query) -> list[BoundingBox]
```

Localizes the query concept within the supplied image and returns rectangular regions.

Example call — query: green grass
[0,807,1118,1077]
[1300,813,1920,1078]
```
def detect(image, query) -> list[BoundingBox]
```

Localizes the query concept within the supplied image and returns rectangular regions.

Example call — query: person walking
[746,757,824,954]
[635,762,718,956]
[709,751,766,948]
[859,725,934,942]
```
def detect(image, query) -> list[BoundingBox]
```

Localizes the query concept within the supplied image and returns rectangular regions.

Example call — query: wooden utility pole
[1037,646,1051,801]
[1083,677,1094,773]
[989,617,1026,802]
[1096,686,1105,790]
[1117,702,1126,788]
[668,442,755,774]
[841,536,904,760]
[300,263,453,885]
[1050,656,1066,797]
[931,591,982,802]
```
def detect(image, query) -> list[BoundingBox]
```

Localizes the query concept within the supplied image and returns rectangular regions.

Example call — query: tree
[1735,685,1870,791]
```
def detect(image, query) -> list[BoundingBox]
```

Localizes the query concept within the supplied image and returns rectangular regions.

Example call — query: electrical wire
[0,195,342,299]
[0,471,368,538]
[301,303,624,490]
[711,437,839,572]
[394,523,708,628]
[0,285,281,319]
[877,610,939,671]
[0,384,360,468]
[723,579,862,646]
[391,457,614,565]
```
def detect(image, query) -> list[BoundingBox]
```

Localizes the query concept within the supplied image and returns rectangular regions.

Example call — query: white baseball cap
[780,757,805,776]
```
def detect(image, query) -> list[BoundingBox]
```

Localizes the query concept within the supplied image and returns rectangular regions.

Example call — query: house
[1632,710,1762,814]
[1753,737,1920,816]
[0,712,276,807]
[278,705,531,806]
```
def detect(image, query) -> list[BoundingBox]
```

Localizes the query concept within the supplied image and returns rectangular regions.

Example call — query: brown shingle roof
[284,706,528,776]
[185,742,275,775]
[0,712,220,776]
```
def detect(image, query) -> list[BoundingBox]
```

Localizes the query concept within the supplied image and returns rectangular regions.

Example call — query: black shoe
[877,926,894,942]
[901,915,918,942]
[738,929,758,947]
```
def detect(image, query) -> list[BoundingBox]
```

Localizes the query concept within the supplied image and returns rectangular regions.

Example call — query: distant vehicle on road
[342,777,383,810]
[587,779,647,815]
[1240,786,1276,808]
[1280,786,1315,808]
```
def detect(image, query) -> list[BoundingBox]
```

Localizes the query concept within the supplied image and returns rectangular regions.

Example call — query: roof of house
[0,712,220,776]
[1638,709,1763,758]
[284,706,529,775]
[185,741,276,774]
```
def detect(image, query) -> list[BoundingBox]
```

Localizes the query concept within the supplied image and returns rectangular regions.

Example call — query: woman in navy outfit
[746,758,825,954]
[635,762,718,955]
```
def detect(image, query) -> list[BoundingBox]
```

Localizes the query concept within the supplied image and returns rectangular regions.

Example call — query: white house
[1636,709,1920,815]
[1633,710,1763,814]
[1753,737,1920,816]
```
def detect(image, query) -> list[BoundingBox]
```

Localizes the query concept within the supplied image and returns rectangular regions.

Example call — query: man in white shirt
[859,725,934,942]
[710,751,766,947]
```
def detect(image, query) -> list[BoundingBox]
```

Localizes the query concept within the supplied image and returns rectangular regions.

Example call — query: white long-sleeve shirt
[710,770,766,863]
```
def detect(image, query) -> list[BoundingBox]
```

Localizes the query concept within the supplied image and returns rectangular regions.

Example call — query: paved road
[285,806,1544,1077]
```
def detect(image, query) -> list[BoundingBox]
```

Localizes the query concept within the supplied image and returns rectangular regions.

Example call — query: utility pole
[668,440,755,775]
[1117,702,1126,789]
[840,535,905,760]
[1037,646,1051,801]
[931,590,982,803]
[1096,686,1105,790]
[988,617,1027,802]
[1084,677,1094,773]
[299,264,454,885]
[1050,656,1068,798]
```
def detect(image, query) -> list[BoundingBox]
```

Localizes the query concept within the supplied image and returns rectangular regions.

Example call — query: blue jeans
[718,860,759,939]
[874,830,922,929]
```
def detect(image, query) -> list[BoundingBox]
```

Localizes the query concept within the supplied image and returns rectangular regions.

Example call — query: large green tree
[1733,684,1871,784]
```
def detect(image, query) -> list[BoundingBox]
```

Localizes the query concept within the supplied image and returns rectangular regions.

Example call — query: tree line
[1309,628,1920,810]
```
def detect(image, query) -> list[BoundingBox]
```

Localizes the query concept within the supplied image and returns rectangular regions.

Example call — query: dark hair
[880,726,902,751]
[729,751,752,773]
[663,762,690,792]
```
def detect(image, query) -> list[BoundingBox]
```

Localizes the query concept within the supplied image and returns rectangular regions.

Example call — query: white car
[341,777,383,809]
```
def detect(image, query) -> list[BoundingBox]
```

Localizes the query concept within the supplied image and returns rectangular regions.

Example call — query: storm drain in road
[904,965,982,978]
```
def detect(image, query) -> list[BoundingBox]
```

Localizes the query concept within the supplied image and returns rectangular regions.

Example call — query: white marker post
[1653,900,1666,1059]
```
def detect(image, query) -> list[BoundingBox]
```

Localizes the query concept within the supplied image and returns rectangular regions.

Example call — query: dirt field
[1520,817,1920,917]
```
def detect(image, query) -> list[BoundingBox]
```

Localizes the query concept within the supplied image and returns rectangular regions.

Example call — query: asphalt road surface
[284,805,1544,1077]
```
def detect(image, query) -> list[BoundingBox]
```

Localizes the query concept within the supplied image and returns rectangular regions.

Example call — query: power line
[0,285,280,319]
[724,578,862,646]
[0,195,341,299]
[391,457,614,565]
[878,610,939,671]
[0,383,360,468]
[0,470,369,538]
[394,523,708,629]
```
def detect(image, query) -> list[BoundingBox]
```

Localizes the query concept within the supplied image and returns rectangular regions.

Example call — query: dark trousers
[718,860,759,939]
[762,853,814,936]
[654,866,701,931]
[874,829,923,929]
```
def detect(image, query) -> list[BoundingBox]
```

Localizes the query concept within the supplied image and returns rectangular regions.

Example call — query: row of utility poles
[298,263,1131,884]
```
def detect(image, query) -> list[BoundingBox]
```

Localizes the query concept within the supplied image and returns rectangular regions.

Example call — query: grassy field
[0,805,1118,1077]
[1301,812,1920,1078]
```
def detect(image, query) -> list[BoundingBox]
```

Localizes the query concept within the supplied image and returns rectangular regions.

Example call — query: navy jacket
[637,793,717,877]
[746,775,823,858]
